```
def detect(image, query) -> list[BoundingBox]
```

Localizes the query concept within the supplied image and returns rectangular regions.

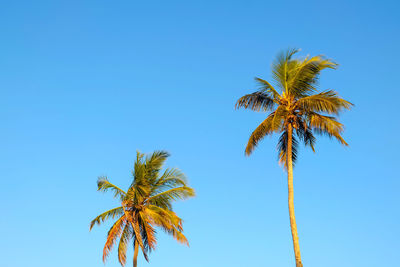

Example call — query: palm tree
[235,49,352,267]
[90,151,195,267]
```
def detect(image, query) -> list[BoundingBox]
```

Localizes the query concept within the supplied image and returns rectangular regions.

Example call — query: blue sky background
[1,1,399,266]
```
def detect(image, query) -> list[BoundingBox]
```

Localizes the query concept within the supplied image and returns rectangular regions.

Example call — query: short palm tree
[90,151,195,267]
[235,49,352,267]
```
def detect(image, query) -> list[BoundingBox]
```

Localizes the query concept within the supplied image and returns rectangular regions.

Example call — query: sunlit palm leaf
[245,112,278,155]
[90,207,124,230]
[117,224,133,266]
[308,113,348,145]
[103,216,126,262]
[97,177,126,201]
[296,90,352,114]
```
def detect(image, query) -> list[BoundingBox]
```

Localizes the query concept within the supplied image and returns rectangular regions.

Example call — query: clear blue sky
[1,1,399,266]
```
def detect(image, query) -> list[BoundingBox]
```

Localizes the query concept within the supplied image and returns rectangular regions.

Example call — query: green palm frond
[148,186,195,205]
[296,90,353,114]
[288,56,337,97]
[151,168,187,196]
[145,150,170,174]
[90,207,124,230]
[271,48,300,92]
[133,151,146,183]
[97,177,126,201]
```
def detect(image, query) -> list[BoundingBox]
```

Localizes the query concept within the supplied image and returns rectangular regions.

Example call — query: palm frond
[117,223,133,266]
[271,105,287,130]
[144,150,170,185]
[133,151,146,184]
[308,113,348,145]
[152,168,188,195]
[288,56,337,97]
[130,213,149,262]
[245,112,280,155]
[103,216,126,262]
[145,151,169,172]
[235,92,275,112]
[148,186,195,205]
[277,130,299,168]
[295,117,316,152]
[90,207,124,230]
[271,48,300,92]
[296,127,316,152]
[146,205,189,246]
[296,90,353,114]
[97,177,126,201]
[255,77,280,100]
[139,213,157,253]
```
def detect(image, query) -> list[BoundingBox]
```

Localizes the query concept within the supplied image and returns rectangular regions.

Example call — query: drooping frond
[90,207,124,230]
[146,205,189,246]
[97,177,126,201]
[139,213,157,253]
[295,117,316,152]
[296,90,353,114]
[147,205,183,230]
[235,91,275,112]
[130,213,148,261]
[117,223,133,266]
[277,130,299,168]
[103,216,126,262]
[308,113,348,145]
[167,224,189,246]
[297,127,316,152]
[245,112,280,155]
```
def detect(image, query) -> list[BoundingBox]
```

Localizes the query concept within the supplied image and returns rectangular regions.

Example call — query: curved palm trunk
[133,239,139,267]
[287,124,303,267]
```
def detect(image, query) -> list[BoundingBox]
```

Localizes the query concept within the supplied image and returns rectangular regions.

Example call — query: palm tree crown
[236,48,352,163]
[90,151,195,267]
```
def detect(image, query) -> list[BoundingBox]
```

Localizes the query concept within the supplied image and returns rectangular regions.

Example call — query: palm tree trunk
[133,239,139,267]
[287,124,303,267]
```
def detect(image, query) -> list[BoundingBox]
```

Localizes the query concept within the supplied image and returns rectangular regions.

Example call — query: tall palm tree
[235,49,352,267]
[90,151,195,267]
